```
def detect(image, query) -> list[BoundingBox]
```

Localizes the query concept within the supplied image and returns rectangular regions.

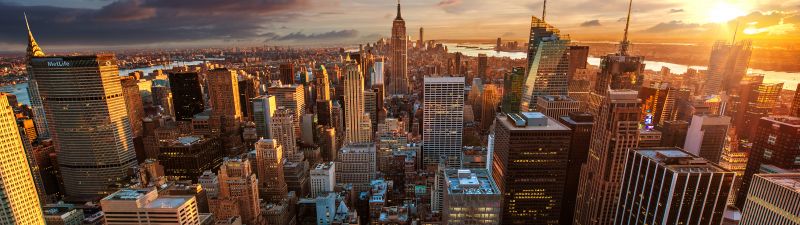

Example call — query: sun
[707,2,748,23]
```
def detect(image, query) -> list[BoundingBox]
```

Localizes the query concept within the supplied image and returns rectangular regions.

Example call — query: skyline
[1,0,799,51]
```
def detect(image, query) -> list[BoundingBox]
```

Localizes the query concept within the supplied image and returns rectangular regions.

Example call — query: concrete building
[557,112,594,225]
[158,135,223,181]
[311,162,336,198]
[615,148,735,225]
[343,62,372,144]
[738,116,800,207]
[491,112,571,224]
[521,17,571,111]
[443,169,502,225]
[336,143,377,192]
[683,114,731,163]
[0,93,45,223]
[251,95,277,139]
[268,83,305,137]
[740,173,800,225]
[255,139,288,203]
[272,108,299,162]
[42,203,84,225]
[388,1,409,96]
[423,76,465,167]
[536,95,581,120]
[101,188,200,224]
[209,158,261,225]
[168,72,205,121]
[29,54,137,201]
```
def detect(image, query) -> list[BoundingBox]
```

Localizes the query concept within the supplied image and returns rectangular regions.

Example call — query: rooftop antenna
[731,20,740,44]
[619,0,633,56]
[542,0,547,21]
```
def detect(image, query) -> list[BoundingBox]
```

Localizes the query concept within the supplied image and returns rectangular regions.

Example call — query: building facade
[423,77,465,167]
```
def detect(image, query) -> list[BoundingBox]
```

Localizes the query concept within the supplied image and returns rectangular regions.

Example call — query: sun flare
[707,2,748,23]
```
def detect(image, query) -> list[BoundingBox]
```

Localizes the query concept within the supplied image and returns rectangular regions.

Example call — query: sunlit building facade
[0,93,45,224]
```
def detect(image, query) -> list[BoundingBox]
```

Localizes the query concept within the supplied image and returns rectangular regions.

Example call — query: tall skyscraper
[423,77,465,167]
[501,67,525,113]
[158,136,223,181]
[593,0,644,97]
[418,27,424,48]
[271,108,299,162]
[207,68,242,132]
[536,95,581,120]
[739,173,800,225]
[737,116,800,207]
[558,111,594,225]
[121,77,144,137]
[683,114,731,163]
[442,169,502,225]
[251,95,276,139]
[336,143,377,192]
[30,54,137,201]
[316,65,333,126]
[255,139,287,203]
[480,85,501,133]
[792,84,800,117]
[210,157,261,225]
[0,93,45,224]
[638,85,676,127]
[704,40,753,96]
[521,16,571,111]
[615,148,735,225]
[740,82,783,140]
[491,112,572,224]
[343,62,372,144]
[388,1,409,96]
[238,75,260,120]
[168,72,205,121]
[268,83,305,137]
[478,53,488,79]
[574,90,641,225]
[25,14,49,139]
[279,63,295,85]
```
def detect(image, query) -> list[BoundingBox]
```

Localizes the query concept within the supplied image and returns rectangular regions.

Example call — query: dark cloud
[669,8,684,13]
[580,19,602,27]
[0,0,308,47]
[266,30,359,41]
[643,20,700,33]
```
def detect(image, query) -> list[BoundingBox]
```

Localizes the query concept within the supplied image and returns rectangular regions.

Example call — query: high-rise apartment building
[536,95,581,120]
[683,114,731,163]
[102,188,200,225]
[521,17,570,111]
[501,67,525,113]
[255,139,287,203]
[388,1,409,96]
[268,83,305,137]
[423,77,465,167]
[168,72,205,121]
[210,157,261,225]
[344,62,372,144]
[740,173,800,225]
[251,95,276,139]
[310,162,335,198]
[574,90,641,225]
[30,55,137,200]
[737,116,800,207]
[615,148,735,225]
[558,111,594,225]
[336,143,376,192]
[491,112,572,225]
[704,40,753,96]
[207,68,242,131]
[443,169,502,225]
[0,93,45,224]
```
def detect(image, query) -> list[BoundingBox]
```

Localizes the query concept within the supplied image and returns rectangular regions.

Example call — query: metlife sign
[46,61,70,67]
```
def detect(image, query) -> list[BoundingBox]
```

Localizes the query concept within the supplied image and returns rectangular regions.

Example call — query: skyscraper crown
[25,13,45,61]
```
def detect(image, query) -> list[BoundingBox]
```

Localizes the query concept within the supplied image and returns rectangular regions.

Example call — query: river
[443,43,799,91]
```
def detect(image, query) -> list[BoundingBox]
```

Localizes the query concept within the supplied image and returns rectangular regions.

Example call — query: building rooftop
[445,169,500,195]
[103,188,152,201]
[424,76,465,83]
[144,197,191,209]
[637,148,730,173]
[313,162,334,170]
[499,113,570,131]
[538,95,577,102]
[758,173,800,193]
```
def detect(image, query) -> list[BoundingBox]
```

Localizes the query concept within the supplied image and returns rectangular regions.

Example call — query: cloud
[643,20,700,33]
[501,32,516,37]
[669,8,684,13]
[267,30,359,41]
[438,0,473,14]
[580,19,602,27]
[437,0,462,7]
[0,0,308,47]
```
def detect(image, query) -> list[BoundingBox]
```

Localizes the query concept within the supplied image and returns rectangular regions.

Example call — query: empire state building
[388,1,409,96]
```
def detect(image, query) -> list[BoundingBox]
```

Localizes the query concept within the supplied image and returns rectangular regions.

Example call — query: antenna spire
[732,20,740,44]
[542,0,547,21]
[620,0,633,56]
[395,0,402,20]
[25,12,45,61]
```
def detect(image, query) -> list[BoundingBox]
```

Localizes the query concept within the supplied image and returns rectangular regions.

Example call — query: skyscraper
[593,0,644,97]
[271,108,299,162]
[521,16,571,111]
[418,27,424,49]
[388,1,409,96]
[574,90,641,225]
[310,162,335,198]
[638,85,676,127]
[251,95,276,139]
[480,85,501,133]
[704,40,753,96]
[442,169,502,225]
[207,68,242,132]
[737,116,800,207]
[478,53,488,80]
[344,62,372,144]
[336,143,377,192]
[683,114,731,163]
[791,84,800,117]
[615,148,735,225]
[101,188,200,225]
[268,83,305,137]
[279,63,295,85]
[25,14,49,139]
[491,112,572,225]
[423,77,465,167]
[158,136,223,181]
[255,139,287,203]
[316,65,333,126]
[740,173,800,225]
[501,67,525,113]
[558,111,594,225]
[169,72,205,121]
[536,95,581,120]
[30,54,137,201]
[121,76,144,137]
[210,157,261,225]
[0,93,45,224]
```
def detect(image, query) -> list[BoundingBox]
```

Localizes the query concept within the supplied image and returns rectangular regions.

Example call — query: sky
[1,0,799,51]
